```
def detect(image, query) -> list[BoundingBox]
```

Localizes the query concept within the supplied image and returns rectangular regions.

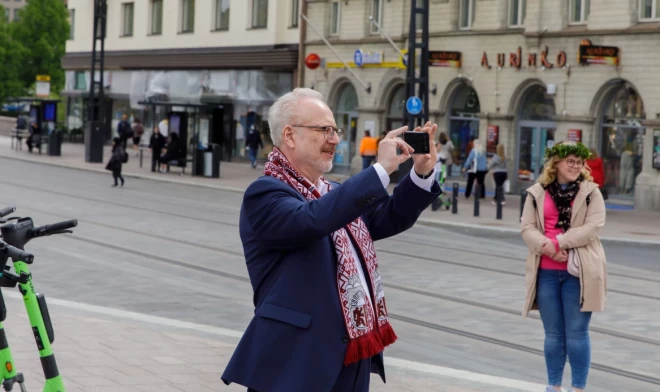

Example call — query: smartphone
[403,131,430,154]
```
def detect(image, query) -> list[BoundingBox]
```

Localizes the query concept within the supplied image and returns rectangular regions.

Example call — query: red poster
[487,125,499,153]
[567,129,582,142]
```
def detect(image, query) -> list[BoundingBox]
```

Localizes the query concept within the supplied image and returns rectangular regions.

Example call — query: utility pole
[85,0,107,163]
[401,0,430,177]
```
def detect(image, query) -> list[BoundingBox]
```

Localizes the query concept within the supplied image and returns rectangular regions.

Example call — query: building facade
[63,0,301,162]
[301,0,660,211]
[2,0,27,23]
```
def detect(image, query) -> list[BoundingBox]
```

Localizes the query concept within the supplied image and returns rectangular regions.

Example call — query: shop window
[151,0,163,35]
[509,0,526,27]
[252,0,268,29]
[516,86,556,183]
[639,0,660,20]
[569,0,590,24]
[121,2,134,37]
[459,0,475,30]
[600,84,645,198]
[330,1,340,36]
[448,85,480,175]
[334,84,359,168]
[370,0,383,34]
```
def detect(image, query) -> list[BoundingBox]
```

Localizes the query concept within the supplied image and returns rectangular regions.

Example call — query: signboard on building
[354,49,383,67]
[653,130,660,170]
[481,46,566,69]
[567,129,582,142]
[487,125,499,154]
[578,44,620,66]
[429,51,461,68]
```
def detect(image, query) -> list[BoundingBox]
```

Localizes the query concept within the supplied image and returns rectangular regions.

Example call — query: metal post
[473,185,480,217]
[520,189,528,218]
[85,0,107,163]
[139,148,143,168]
[496,186,503,220]
[452,182,459,214]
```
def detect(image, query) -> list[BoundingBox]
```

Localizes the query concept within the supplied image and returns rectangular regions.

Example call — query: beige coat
[520,181,607,317]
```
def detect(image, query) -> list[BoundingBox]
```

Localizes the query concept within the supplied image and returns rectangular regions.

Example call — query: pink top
[540,191,568,270]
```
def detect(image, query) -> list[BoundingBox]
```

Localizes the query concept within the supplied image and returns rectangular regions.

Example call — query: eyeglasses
[291,125,344,140]
[565,158,585,168]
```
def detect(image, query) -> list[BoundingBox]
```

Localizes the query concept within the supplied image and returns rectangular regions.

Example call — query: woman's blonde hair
[496,144,505,160]
[538,143,593,186]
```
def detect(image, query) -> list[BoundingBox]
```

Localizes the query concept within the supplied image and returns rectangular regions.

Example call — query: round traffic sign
[406,97,422,115]
[305,53,321,70]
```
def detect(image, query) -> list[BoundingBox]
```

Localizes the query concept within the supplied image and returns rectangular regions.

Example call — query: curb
[0,154,248,194]
[416,218,660,248]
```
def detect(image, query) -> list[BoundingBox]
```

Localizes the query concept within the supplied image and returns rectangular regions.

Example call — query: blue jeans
[247,148,257,166]
[362,156,375,170]
[536,269,592,389]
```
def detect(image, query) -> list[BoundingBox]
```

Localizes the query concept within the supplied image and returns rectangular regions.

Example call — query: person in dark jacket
[158,132,185,171]
[106,137,126,187]
[245,125,264,168]
[117,114,132,148]
[26,121,41,153]
[149,126,166,172]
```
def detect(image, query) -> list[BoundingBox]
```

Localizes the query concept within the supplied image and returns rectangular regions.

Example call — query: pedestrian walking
[221,88,441,392]
[149,126,166,172]
[489,143,508,205]
[462,139,488,198]
[106,137,127,187]
[520,141,607,392]
[245,124,264,168]
[359,130,378,169]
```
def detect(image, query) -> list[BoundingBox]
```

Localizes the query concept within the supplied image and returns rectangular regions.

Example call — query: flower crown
[544,142,591,160]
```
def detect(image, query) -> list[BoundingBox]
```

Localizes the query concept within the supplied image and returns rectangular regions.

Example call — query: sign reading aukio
[481,46,567,70]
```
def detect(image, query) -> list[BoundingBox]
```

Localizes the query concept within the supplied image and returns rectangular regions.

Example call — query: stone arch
[377,69,406,111]
[326,72,362,110]
[508,78,547,116]
[439,77,478,115]
[589,78,645,119]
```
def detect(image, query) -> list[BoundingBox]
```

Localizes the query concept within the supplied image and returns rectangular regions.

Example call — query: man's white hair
[269,88,324,147]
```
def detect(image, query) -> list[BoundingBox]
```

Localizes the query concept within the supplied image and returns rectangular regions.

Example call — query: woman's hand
[541,240,556,257]
[552,250,568,262]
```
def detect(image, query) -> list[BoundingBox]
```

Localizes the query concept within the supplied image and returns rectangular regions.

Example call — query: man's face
[122,114,127,121]
[287,98,340,178]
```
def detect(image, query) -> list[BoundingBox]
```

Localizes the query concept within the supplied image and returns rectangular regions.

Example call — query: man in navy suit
[221,88,441,392]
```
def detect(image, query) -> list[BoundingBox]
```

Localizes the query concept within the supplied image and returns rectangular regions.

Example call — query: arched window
[448,84,480,175]
[516,85,556,182]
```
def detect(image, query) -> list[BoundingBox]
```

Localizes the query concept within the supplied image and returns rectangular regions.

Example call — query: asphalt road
[1,158,659,391]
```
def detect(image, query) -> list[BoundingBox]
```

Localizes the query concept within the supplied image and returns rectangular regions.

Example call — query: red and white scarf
[264,147,397,365]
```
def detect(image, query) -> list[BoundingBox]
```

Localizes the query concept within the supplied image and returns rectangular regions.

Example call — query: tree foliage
[0,10,27,103]
[11,0,69,93]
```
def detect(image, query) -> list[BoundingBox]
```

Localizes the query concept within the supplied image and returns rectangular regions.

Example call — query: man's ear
[283,126,296,149]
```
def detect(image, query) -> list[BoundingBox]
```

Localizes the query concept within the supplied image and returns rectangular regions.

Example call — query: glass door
[518,125,555,182]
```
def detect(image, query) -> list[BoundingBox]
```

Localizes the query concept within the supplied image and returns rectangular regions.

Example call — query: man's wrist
[414,168,434,179]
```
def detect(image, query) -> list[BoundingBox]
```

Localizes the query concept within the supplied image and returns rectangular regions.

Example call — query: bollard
[473,184,480,217]
[139,148,144,168]
[496,186,503,220]
[520,189,528,218]
[452,183,459,214]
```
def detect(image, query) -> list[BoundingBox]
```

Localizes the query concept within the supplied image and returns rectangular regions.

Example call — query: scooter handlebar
[0,242,33,264]
[0,207,16,218]
[28,219,78,238]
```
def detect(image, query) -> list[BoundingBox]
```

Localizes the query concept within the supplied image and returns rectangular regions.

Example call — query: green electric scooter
[0,206,32,392]
[0,207,78,392]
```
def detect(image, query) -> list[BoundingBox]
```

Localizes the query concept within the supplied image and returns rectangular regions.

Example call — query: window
[74,72,86,90]
[640,0,660,20]
[121,2,134,36]
[252,0,268,28]
[291,0,299,28]
[181,0,195,33]
[3,8,9,23]
[370,0,383,34]
[12,8,20,22]
[570,0,589,24]
[330,1,340,35]
[459,0,475,29]
[509,0,525,27]
[151,0,163,34]
[215,0,230,30]
[415,0,425,31]
[68,9,75,39]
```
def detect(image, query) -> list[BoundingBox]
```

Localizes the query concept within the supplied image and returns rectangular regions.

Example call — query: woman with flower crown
[520,141,607,392]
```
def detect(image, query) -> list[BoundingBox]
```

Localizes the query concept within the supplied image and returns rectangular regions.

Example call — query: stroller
[431,158,452,211]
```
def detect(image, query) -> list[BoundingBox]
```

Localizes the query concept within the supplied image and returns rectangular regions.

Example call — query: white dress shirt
[316,163,435,307]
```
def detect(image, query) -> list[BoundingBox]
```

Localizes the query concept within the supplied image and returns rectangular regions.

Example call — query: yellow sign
[36,75,51,82]
[325,61,404,69]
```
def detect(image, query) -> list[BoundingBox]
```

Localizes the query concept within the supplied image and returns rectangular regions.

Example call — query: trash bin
[48,130,63,156]
[195,144,221,178]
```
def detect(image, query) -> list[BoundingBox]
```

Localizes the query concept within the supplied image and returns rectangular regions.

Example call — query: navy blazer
[221,167,441,392]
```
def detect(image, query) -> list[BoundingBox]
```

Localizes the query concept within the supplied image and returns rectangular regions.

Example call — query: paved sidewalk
[0,292,548,392]
[2,136,659,245]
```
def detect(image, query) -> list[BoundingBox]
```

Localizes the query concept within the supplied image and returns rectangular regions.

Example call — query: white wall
[65,0,299,53]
